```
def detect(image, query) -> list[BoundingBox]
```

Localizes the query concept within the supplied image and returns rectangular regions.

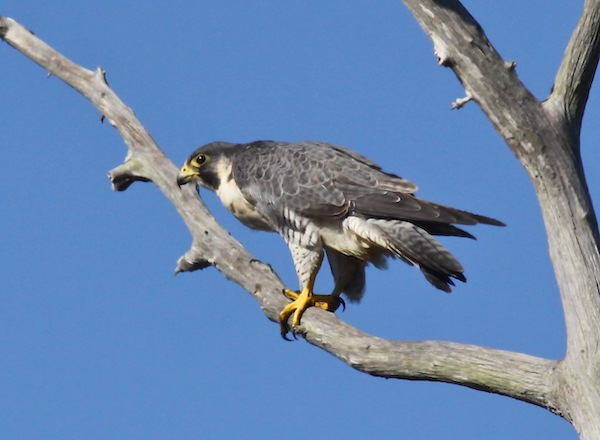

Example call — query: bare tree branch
[301,313,562,413]
[401,1,600,437]
[549,0,600,134]
[401,0,600,342]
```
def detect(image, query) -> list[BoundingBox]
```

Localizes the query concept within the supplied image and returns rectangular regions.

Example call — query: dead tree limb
[402,1,600,437]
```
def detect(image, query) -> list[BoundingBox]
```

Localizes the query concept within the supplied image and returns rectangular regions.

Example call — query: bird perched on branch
[177,141,503,338]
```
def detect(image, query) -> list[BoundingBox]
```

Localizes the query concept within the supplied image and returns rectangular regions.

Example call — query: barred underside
[344,216,464,292]
[280,210,324,290]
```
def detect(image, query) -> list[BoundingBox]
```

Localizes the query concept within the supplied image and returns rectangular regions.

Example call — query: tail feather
[353,218,466,292]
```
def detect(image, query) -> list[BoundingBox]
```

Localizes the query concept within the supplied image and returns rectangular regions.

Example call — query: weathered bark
[1,1,599,437]
[402,0,600,438]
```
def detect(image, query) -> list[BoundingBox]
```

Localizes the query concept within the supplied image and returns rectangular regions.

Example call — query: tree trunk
[2,1,600,437]
[402,1,600,437]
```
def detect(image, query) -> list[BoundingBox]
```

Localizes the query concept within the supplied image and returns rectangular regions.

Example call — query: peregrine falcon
[177,141,503,338]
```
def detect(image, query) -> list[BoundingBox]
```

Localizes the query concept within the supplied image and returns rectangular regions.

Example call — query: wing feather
[231,141,503,236]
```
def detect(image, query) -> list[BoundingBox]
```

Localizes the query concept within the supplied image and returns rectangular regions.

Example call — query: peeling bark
[2,2,600,437]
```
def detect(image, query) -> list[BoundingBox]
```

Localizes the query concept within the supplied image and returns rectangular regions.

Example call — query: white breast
[214,162,273,231]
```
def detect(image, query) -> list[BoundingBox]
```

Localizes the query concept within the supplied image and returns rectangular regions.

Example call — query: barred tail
[343,217,466,292]
[377,220,465,292]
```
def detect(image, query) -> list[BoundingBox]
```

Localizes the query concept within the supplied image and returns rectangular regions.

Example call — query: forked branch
[401,1,600,436]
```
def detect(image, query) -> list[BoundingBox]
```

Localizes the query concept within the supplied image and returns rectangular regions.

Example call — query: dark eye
[195,154,207,165]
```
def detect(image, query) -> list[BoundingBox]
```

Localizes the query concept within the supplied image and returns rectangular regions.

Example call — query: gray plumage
[177,140,503,305]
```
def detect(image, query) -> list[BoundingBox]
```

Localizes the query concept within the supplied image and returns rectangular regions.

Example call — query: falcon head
[176,151,210,186]
[177,142,237,189]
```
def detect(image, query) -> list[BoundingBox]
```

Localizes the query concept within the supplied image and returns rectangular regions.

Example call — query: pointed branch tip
[504,60,517,71]
[93,67,109,86]
[452,93,473,110]
[175,254,212,273]
[107,159,151,191]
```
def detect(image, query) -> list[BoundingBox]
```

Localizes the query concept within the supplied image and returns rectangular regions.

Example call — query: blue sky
[0,1,593,439]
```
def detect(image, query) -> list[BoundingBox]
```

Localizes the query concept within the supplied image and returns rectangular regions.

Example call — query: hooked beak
[176,165,197,187]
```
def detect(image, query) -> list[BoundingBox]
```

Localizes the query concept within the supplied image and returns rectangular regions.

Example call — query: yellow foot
[279,287,343,339]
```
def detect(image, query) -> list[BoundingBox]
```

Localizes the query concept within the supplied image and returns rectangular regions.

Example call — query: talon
[280,329,295,341]
[279,286,340,338]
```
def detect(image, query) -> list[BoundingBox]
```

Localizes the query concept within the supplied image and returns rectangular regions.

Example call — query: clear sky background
[0,1,595,439]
